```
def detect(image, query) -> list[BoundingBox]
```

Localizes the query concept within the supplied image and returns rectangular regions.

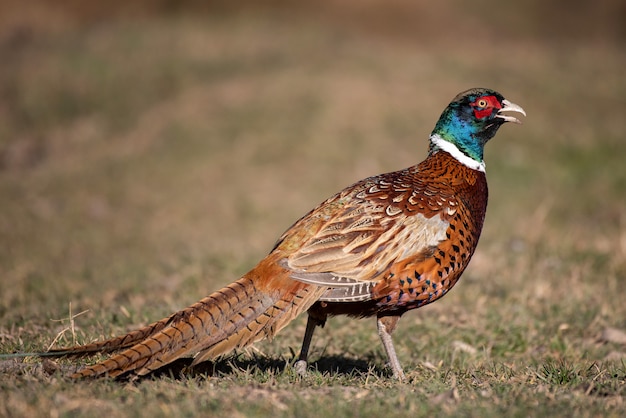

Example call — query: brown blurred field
[1,1,625,417]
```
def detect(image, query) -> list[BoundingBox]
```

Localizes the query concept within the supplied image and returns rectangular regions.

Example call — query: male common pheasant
[44,88,525,380]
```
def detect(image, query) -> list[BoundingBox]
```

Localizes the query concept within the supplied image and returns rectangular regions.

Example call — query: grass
[1,4,626,417]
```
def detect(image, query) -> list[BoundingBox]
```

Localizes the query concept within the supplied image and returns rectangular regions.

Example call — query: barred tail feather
[68,265,325,379]
[191,279,324,365]
[46,316,175,358]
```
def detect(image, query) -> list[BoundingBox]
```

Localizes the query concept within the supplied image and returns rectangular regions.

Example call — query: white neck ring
[430,133,486,172]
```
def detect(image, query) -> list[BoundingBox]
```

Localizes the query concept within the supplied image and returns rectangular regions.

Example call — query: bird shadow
[145,354,388,381]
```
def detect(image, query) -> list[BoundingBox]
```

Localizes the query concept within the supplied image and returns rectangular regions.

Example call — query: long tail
[48,260,325,379]
[46,316,177,358]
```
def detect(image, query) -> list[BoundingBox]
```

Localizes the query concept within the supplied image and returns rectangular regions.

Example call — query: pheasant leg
[294,313,325,376]
[377,315,405,380]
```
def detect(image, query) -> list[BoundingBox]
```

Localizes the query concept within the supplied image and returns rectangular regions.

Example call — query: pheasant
[43,88,525,380]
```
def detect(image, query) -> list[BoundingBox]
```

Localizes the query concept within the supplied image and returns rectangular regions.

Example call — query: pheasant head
[430,88,526,171]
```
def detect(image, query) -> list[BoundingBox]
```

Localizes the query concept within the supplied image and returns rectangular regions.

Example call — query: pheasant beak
[496,99,526,124]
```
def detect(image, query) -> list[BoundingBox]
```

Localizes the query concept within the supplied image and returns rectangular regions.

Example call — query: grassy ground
[1,4,626,417]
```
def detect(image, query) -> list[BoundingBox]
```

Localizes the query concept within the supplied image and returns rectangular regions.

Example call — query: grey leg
[377,315,406,380]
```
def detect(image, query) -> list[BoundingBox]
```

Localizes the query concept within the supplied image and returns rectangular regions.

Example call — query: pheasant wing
[275,171,452,302]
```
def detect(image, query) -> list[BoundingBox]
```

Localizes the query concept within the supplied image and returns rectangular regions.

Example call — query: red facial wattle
[471,95,502,120]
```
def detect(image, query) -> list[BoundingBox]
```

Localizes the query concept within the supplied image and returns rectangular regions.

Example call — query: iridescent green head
[430,88,525,169]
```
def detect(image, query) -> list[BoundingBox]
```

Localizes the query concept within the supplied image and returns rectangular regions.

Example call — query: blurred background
[0,0,625,350]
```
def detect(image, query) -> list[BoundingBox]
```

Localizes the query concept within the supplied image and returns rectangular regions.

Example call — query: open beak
[496,99,526,124]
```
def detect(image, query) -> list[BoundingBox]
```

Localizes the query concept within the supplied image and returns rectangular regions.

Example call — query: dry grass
[1,3,626,417]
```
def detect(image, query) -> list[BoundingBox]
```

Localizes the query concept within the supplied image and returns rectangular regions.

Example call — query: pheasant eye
[476,99,488,108]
